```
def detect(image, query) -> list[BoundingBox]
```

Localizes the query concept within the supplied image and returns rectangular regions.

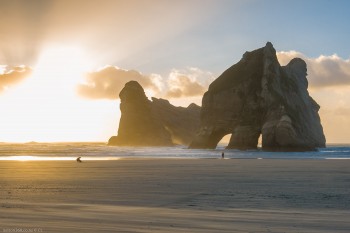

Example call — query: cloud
[77,66,212,100]
[165,68,210,98]
[77,66,162,100]
[277,51,350,88]
[0,65,32,92]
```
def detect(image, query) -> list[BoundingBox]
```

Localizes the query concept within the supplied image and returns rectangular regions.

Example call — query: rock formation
[108,81,200,146]
[151,98,201,145]
[189,42,326,151]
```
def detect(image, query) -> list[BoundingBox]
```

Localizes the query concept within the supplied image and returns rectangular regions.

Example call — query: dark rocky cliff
[108,81,200,146]
[189,42,326,151]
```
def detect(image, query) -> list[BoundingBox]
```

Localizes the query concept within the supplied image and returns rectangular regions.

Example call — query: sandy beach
[1,158,349,232]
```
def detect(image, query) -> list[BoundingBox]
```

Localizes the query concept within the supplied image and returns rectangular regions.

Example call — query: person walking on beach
[221,152,224,159]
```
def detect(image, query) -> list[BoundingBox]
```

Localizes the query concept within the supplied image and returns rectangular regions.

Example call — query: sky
[0,0,350,143]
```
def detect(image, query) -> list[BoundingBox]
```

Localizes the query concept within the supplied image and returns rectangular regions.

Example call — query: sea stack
[189,42,326,151]
[108,81,200,146]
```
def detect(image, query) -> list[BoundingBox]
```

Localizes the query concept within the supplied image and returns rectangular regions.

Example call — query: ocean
[0,142,349,160]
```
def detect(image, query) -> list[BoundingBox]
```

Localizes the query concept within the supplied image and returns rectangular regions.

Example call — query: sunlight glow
[0,45,118,142]
[0,65,7,74]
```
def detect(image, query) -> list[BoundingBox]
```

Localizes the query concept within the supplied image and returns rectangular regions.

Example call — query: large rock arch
[189,42,326,151]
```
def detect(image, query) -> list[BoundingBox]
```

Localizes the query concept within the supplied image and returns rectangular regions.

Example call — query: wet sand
[1,159,349,232]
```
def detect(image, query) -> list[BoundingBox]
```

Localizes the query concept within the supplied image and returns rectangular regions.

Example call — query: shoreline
[1,159,349,232]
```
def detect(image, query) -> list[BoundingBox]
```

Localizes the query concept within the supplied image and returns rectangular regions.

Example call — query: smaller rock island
[108,81,200,146]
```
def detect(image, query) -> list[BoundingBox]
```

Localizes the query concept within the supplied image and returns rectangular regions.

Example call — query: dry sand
[0,158,349,232]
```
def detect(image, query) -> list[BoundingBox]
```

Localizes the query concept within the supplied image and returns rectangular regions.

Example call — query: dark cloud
[0,66,32,92]
[77,66,162,99]
[277,51,350,88]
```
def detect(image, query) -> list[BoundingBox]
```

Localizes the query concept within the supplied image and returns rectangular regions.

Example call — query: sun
[0,45,119,143]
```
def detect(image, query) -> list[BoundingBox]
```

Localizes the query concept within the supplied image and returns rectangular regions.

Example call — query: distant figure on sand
[221,152,224,159]
[76,157,82,162]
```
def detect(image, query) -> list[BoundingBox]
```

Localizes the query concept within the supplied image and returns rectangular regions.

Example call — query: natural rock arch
[190,42,326,151]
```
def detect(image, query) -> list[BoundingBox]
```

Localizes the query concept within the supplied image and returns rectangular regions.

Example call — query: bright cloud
[165,68,212,98]
[78,66,212,100]
[0,65,32,92]
[77,66,163,100]
[277,51,350,88]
